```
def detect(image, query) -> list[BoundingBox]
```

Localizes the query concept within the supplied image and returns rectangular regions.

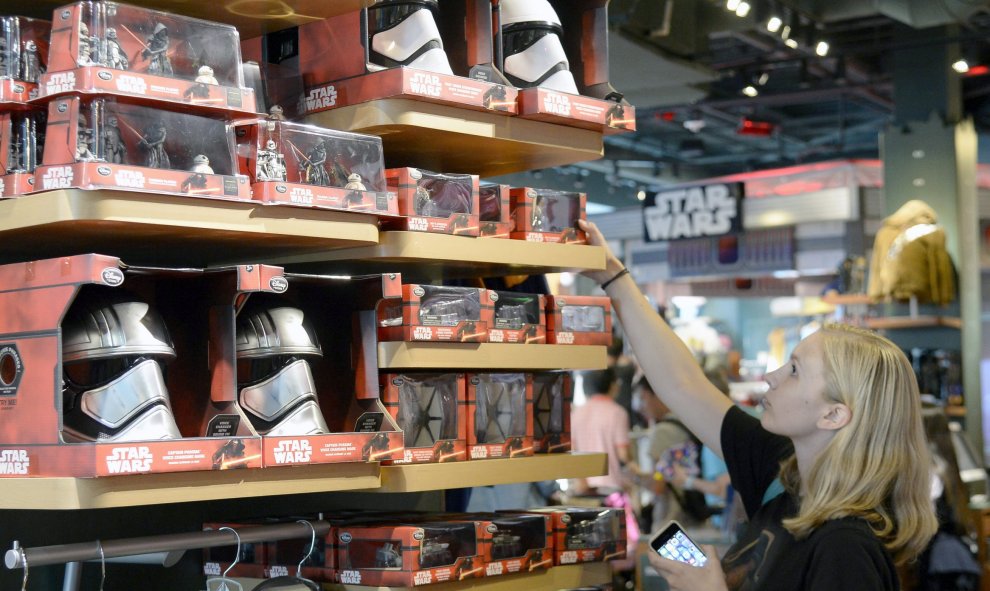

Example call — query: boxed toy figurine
[465,373,533,460]
[509,188,587,244]
[478,182,511,238]
[380,373,467,464]
[545,295,612,346]
[511,507,626,565]
[486,291,545,344]
[336,520,485,586]
[0,16,50,105]
[42,1,256,114]
[388,168,480,235]
[378,284,490,343]
[36,95,251,200]
[531,372,572,453]
[234,118,396,215]
[0,109,44,196]
[476,512,553,575]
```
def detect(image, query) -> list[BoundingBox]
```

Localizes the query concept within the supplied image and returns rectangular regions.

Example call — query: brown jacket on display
[868,199,957,305]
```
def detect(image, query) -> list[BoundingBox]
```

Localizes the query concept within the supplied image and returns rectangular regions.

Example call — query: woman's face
[760,331,831,439]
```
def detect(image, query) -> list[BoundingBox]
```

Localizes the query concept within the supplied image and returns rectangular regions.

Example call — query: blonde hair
[778,323,938,564]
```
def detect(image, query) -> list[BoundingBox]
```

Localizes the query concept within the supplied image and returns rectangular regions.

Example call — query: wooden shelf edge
[864,316,961,330]
[378,343,607,371]
[821,292,874,305]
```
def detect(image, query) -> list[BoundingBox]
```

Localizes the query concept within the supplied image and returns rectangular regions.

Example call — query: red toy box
[0,17,50,106]
[545,295,612,345]
[478,183,511,238]
[531,372,572,454]
[515,88,635,134]
[378,284,490,343]
[465,373,533,460]
[486,291,545,344]
[476,512,553,576]
[42,1,256,115]
[509,188,587,244]
[388,167,480,236]
[380,373,467,465]
[0,109,44,196]
[511,507,626,565]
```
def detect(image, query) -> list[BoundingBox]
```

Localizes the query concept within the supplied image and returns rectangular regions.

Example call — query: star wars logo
[409,72,442,97]
[339,571,362,585]
[115,74,148,95]
[543,93,571,116]
[272,439,312,464]
[0,450,29,475]
[414,571,433,585]
[45,72,76,94]
[485,562,503,576]
[41,166,73,189]
[305,85,338,111]
[555,332,575,345]
[105,446,153,474]
[407,217,429,232]
[644,183,741,241]
[204,562,221,576]
[289,187,314,204]
[269,566,289,577]
[114,169,146,189]
[413,326,433,340]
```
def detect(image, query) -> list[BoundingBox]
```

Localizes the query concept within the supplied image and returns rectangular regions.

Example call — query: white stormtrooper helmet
[500,0,579,94]
[367,0,453,75]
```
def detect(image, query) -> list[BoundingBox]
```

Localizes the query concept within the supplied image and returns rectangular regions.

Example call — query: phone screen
[650,522,707,567]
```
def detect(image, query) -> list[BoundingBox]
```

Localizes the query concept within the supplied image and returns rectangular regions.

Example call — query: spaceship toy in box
[545,295,611,345]
[486,290,545,344]
[509,188,587,244]
[42,1,256,114]
[465,373,533,460]
[380,373,466,465]
[378,285,490,343]
[388,168,479,235]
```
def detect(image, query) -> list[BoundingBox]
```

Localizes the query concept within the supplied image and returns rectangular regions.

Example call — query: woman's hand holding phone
[648,521,728,591]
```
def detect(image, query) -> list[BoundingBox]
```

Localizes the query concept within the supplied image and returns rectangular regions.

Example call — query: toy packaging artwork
[477,512,553,575]
[465,373,533,460]
[509,188,587,243]
[486,290,545,344]
[380,373,467,464]
[234,118,395,214]
[378,284,490,343]
[0,109,45,196]
[531,372,571,453]
[478,183,511,238]
[367,0,453,76]
[0,16,50,104]
[388,167,480,235]
[546,295,612,346]
[42,1,256,114]
[36,95,251,200]
[515,507,626,565]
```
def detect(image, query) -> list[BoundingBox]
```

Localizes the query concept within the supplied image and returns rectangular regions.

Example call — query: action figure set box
[478,183,511,239]
[509,187,587,244]
[234,119,397,215]
[0,16,49,105]
[0,109,44,196]
[42,1,256,115]
[379,373,467,465]
[531,372,572,454]
[475,512,553,575]
[486,290,546,344]
[387,167,480,236]
[465,373,533,460]
[35,95,251,200]
[546,295,612,346]
[378,284,490,343]
[513,507,626,565]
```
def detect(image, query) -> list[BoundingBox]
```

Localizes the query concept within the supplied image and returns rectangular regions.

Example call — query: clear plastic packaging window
[474,373,526,444]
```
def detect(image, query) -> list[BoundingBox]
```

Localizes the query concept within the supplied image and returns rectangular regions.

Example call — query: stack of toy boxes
[387,167,480,235]
[0,17,49,196]
[34,1,257,199]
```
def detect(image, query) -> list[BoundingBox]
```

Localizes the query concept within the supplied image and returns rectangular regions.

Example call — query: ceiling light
[815,41,829,56]
[637,190,647,201]
[780,25,791,40]
[683,118,706,133]
[742,85,758,97]
[726,0,741,10]
[757,72,770,85]
[767,17,782,32]
[735,1,751,17]
[952,59,969,73]
[784,38,798,49]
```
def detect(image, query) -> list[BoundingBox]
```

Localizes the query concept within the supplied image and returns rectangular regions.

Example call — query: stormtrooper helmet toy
[61,287,183,442]
[500,0,579,94]
[236,296,330,436]
[367,0,453,75]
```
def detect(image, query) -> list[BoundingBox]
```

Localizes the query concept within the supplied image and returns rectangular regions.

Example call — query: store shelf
[373,453,607,494]
[270,231,606,279]
[0,189,380,267]
[821,292,874,305]
[0,462,382,510]
[378,343,607,371]
[305,99,605,178]
[864,316,962,330]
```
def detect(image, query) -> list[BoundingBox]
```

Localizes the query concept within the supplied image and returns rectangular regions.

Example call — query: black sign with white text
[643,182,743,242]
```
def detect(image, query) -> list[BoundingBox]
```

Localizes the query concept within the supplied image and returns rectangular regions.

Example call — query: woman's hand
[577,219,625,285]
[648,545,728,591]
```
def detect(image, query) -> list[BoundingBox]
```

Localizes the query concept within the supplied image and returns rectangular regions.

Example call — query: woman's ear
[818,403,852,431]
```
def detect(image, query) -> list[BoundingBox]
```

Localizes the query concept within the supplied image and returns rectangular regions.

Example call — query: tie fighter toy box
[0,17,49,106]
[473,512,553,576]
[509,187,587,244]
[336,520,486,587]
[545,295,612,346]
[486,290,545,344]
[234,119,397,215]
[35,95,251,200]
[509,507,626,565]
[380,373,467,465]
[378,284,491,343]
[478,183,511,238]
[41,1,256,115]
[387,167,480,235]
[0,109,44,196]
[465,373,533,460]
[531,371,572,453]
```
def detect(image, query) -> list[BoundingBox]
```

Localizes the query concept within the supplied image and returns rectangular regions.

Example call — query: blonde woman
[578,220,937,591]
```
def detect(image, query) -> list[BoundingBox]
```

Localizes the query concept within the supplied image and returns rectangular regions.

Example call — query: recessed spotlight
[726,0,741,10]
[784,38,798,49]
[742,85,758,97]
[735,1,751,17]
[757,72,770,85]
[815,41,829,56]
[637,190,647,201]
[780,25,791,40]
[952,59,969,73]
[767,17,782,32]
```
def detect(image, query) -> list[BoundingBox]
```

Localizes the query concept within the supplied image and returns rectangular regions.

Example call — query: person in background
[609,335,640,427]
[571,367,635,496]
[579,219,937,591]
[641,377,699,530]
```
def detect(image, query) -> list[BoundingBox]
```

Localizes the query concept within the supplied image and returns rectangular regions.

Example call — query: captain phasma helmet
[367,0,453,75]
[236,296,329,436]
[500,0,579,94]
[61,287,182,443]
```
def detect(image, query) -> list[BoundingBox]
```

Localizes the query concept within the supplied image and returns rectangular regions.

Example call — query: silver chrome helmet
[61,287,182,443]
[236,296,329,436]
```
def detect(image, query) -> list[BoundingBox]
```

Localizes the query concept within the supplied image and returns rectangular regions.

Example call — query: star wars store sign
[643,182,743,241]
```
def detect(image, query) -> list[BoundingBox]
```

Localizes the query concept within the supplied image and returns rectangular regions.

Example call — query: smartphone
[649,521,708,567]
